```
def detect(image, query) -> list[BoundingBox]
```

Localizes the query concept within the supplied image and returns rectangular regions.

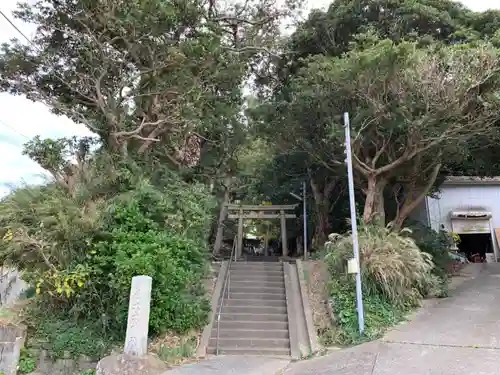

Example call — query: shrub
[328,276,411,345]
[325,224,437,306]
[0,166,215,358]
[405,221,453,279]
[90,189,212,334]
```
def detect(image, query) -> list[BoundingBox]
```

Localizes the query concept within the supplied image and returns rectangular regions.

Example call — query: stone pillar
[237,209,244,259]
[124,275,152,357]
[280,210,288,257]
[96,275,167,375]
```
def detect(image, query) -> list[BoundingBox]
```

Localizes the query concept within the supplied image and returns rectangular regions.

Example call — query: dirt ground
[304,261,333,339]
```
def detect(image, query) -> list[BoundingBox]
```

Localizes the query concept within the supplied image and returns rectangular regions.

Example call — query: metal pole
[344,112,365,334]
[302,180,308,260]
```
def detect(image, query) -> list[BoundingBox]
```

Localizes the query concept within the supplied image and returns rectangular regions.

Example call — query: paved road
[284,263,500,375]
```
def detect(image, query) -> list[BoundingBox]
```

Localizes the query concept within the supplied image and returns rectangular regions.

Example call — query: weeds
[328,276,412,345]
[157,335,198,365]
[17,349,37,375]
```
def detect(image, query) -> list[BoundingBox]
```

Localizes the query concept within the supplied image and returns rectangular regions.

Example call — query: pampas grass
[325,224,437,306]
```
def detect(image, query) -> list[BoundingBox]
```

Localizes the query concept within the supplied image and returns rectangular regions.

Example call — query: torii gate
[226,204,298,258]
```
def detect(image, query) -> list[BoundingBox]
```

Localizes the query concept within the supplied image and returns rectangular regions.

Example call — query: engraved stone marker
[123,275,152,357]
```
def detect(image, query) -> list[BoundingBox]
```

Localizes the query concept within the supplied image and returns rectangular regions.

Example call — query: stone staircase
[207,261,291,356]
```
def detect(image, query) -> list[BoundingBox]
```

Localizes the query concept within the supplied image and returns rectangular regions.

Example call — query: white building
[413,176,500,261]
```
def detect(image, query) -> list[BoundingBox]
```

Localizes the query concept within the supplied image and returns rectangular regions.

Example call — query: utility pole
[344,112,365,335]
[302,180,308,260]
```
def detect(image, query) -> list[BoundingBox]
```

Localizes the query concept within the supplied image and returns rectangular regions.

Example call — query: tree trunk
[362,175,387,226]
[212,177,232,256]
[392,163,442,231]
[310,177,337,248]
[313,203,330,247]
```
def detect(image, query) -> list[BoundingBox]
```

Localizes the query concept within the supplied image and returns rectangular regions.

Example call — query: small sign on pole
[343,112,365,335]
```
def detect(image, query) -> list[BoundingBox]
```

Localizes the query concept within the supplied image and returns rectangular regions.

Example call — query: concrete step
[229,274,284,283]
[227,292,286,301]
[228,280,284,289]
[220,313,288,322]
[230,264,283,269]
[211,328,289,339]
[222,298,286,308]
[222,305,287,315]
[228,285,285,295]
[206,346,290,356]
[216,320,288,331]
[229,271,284,279]
[208,337,290,350]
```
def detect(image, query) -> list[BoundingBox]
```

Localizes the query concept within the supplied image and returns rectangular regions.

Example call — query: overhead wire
[0,8,99,134]
[0,8,32,44]
[0,118,29,139]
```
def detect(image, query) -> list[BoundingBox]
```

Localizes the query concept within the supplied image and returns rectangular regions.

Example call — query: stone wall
[0,323,25,375]
[29,350,97,375]
[0,267,27,307]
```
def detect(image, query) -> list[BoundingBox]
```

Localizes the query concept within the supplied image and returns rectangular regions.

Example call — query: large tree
[279,0,500,82]
[0,0,298,165]
[262,38,500,225]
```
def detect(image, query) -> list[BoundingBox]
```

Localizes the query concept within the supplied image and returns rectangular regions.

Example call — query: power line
[0,8,98,134]
[0,118,29,139]
[0,9,32,44]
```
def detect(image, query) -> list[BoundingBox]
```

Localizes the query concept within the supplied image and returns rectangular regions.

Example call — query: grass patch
[26,314,117,360]
[17,349,37,375]
[327,276,413,345]
[151,331,199,366]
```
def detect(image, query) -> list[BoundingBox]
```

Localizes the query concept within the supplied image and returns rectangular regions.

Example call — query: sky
[0,0,499,196]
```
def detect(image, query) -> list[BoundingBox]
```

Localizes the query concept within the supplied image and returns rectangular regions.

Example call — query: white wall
[426,185,500,232]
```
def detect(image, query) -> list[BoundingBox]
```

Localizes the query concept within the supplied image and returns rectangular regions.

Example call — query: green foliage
[325,224,437,307]
[0,161,215,358]
[328,276,412,345]
[24,310,115,359]
[17,349,37,375]
[1,0,295,164]
[92,187,212,334]
[282,0,497,78]
[405,221,453,279]
[158,336,197,364]
[324,224,442,345]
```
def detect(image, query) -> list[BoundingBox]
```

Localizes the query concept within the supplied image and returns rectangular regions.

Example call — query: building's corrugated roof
[443,176,500,185]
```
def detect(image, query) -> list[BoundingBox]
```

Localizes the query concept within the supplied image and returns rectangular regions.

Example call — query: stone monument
[95,275,168,375]
[124,275,152,357]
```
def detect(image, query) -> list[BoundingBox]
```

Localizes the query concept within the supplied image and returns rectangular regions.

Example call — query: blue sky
[0,0,499,197]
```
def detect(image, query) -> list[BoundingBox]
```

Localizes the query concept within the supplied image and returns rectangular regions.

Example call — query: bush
[0,165,215,358]
[328,276,411,345]
[405,221,453,280]
[90,188,212,334]
[325,224,437,307]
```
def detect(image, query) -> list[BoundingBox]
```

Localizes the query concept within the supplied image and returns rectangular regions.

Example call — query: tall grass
[325,224,437,306]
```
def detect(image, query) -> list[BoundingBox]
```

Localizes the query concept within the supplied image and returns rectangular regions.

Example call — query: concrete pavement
[285,263,500,375]
[162,355,290,375]
[164,263,500,375]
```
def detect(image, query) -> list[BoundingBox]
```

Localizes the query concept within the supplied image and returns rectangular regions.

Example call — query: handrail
[215,235,237,355]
